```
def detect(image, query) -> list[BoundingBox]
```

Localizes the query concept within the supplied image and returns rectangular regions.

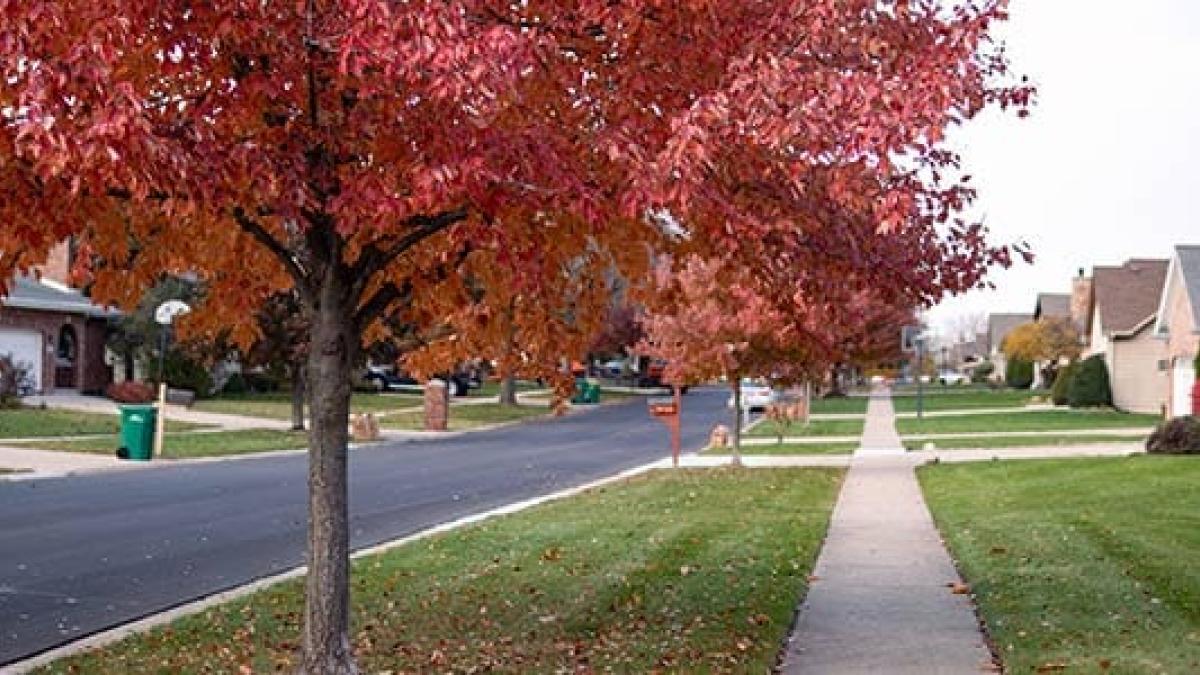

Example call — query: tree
[245,292,310,430]
[1005,357,1034,389]
[1001,317,1081,383]
[1068,355,1113,408]
[0,3,1030,670]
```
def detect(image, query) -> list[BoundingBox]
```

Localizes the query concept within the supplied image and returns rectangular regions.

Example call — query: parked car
[727,378,779,412]
[937,370,968,386]
[363,365,480,397]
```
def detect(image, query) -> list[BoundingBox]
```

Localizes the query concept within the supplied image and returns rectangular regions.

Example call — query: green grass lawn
[705,441,859,455]
[0,407,201,438]
[474,379,543,397]
[192,391,424,421]
[891,388,1046,413]
[746,417,865,438]
[906,433,1148,451]
[17,430,312,459]
[39,468,844,674]
[920,457,1200,673]
[810,397,869,415]
[896,409,1159,436]
[381,402,553,431]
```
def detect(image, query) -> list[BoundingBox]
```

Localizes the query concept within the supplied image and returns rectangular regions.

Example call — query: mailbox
[648,398,678,417]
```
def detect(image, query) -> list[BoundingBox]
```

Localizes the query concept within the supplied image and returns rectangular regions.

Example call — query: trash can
[119,404,157,461]
[585,382,601,404]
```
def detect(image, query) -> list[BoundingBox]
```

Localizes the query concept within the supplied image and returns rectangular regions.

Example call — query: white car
[937,370,968,385]
[728,379,780,412]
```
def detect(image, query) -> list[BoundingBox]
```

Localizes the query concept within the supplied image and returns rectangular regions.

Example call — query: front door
[1173,357,1196,418]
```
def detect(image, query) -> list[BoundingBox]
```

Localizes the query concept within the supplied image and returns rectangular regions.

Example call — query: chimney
[35,240,74,286]
[1070,268,1092,339]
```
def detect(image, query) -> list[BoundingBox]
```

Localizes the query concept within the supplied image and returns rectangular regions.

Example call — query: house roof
[1153,245,1200,335]
[1092,259,1168,335]
[987,313,1031,352]
[1,276,120,318]
[1034,293,1071,320]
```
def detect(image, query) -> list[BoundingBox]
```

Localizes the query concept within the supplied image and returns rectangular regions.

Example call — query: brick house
[1152,245,1200,418]
[1081,259,1170,415]
[0,243,118,395]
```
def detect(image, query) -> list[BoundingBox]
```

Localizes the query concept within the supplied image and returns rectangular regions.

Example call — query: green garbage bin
[119,404,158,461]
[585,382,601,404]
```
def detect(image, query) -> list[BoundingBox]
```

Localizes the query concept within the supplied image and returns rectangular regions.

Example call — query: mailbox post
[648,386,683,467]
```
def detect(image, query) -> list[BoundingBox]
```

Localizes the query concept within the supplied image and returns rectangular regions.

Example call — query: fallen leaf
[948,582,971,595]
[1036,663,1067,673]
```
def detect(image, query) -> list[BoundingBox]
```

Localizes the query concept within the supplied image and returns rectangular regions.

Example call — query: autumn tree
[0,2,1030,671]
[1002,317,1080,383]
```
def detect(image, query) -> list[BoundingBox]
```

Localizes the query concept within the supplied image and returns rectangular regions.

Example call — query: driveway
[0,388,731,665]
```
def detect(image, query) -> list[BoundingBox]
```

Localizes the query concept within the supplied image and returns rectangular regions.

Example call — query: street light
[153,300,191,458]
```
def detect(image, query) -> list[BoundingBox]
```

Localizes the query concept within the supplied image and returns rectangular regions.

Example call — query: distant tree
[244,292,309,430]
[1001,317,1081,383]
[1005,358,1035,390]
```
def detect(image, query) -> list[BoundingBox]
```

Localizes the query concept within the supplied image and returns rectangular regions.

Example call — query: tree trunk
[299,270,358,675]
[291,367,307,431]
[731,380,743,467]
[498,375,518,407]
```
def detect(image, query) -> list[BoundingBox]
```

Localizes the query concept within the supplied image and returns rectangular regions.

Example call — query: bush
[147,351,214,398]
[1146,416,1200,454]
[1068,354,1112,408]
[971,361,994,383]
[1005,358,1034,389]
[221,372,249,395]
[0,354,33,408]
[105,381,157,404]
[1051,361,1076,406]
[243,371,282,393]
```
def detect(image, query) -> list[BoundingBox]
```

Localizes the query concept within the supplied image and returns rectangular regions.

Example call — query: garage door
[0,328,42,394]
[1174,358,1196,418]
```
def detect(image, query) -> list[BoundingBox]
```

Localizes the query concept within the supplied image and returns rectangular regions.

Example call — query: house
[1082,258,1170,415]
[1152,245,1200,418]
[0,242,118,395]
[1033,293,1071,322]
[987,313,1032,381]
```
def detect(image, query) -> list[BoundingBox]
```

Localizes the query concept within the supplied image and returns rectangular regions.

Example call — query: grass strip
[746,417,864,438]
[191,392,423,421]
[809,397,869,415]
[904,433,1146,450]
[16,430,312,459]
[39,468,844,674]
[0,408,202,438]
[896,409,1158,435]
[890,389,1045,413]
[920,457,1200,673]
[705,442,859,455]
[381,402,553,431]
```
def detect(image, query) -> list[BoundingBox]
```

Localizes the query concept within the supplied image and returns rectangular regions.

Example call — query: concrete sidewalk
[781,389,994,674]
[26,392,291,430]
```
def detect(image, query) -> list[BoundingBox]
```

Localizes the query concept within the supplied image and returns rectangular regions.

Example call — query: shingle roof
[1177,245,1200,329]
[987,313,1031,353]
[1034,293,1071,320]
[1,276,119,318]
[1092,259,1169,334]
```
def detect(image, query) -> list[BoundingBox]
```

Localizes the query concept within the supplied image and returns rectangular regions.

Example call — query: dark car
[363,366,480,397]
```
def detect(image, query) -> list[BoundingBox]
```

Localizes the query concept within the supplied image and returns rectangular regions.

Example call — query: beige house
[1081,259,1169,414]
[1152,245,1200,418]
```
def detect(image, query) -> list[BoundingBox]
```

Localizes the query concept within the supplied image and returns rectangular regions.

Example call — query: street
[0,388,731,664]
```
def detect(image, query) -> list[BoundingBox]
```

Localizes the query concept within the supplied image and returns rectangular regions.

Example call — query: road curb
[1,457,671,674]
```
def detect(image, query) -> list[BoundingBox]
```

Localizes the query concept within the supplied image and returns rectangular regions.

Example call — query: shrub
[1051,361,1076,406]
[1068,354,1112,408]
[221,372,249,395]
[1146,416,1200,454]
[971,361,994,383]
[105,381,157,404]
[147,351,214,398]
[1005,358,1034,389]
[243,371,282,393]
[0,354,33,408]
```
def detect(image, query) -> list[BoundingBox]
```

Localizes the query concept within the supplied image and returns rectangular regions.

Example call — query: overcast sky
[926,0,1200,335]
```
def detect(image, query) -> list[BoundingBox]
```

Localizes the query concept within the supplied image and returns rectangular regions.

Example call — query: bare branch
[232,207,313,302]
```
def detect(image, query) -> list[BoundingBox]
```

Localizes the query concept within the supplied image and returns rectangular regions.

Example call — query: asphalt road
[0,388,732,665]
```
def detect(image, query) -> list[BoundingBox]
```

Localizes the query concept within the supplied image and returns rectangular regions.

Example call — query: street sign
[648,398,678,417]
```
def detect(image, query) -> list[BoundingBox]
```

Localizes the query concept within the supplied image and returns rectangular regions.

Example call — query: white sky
[926,0,1200,335]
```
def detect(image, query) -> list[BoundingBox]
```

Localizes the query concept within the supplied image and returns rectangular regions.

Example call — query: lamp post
[153,300,191,458]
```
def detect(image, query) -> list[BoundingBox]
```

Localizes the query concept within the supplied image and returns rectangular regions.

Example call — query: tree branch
[231,207,313,302]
